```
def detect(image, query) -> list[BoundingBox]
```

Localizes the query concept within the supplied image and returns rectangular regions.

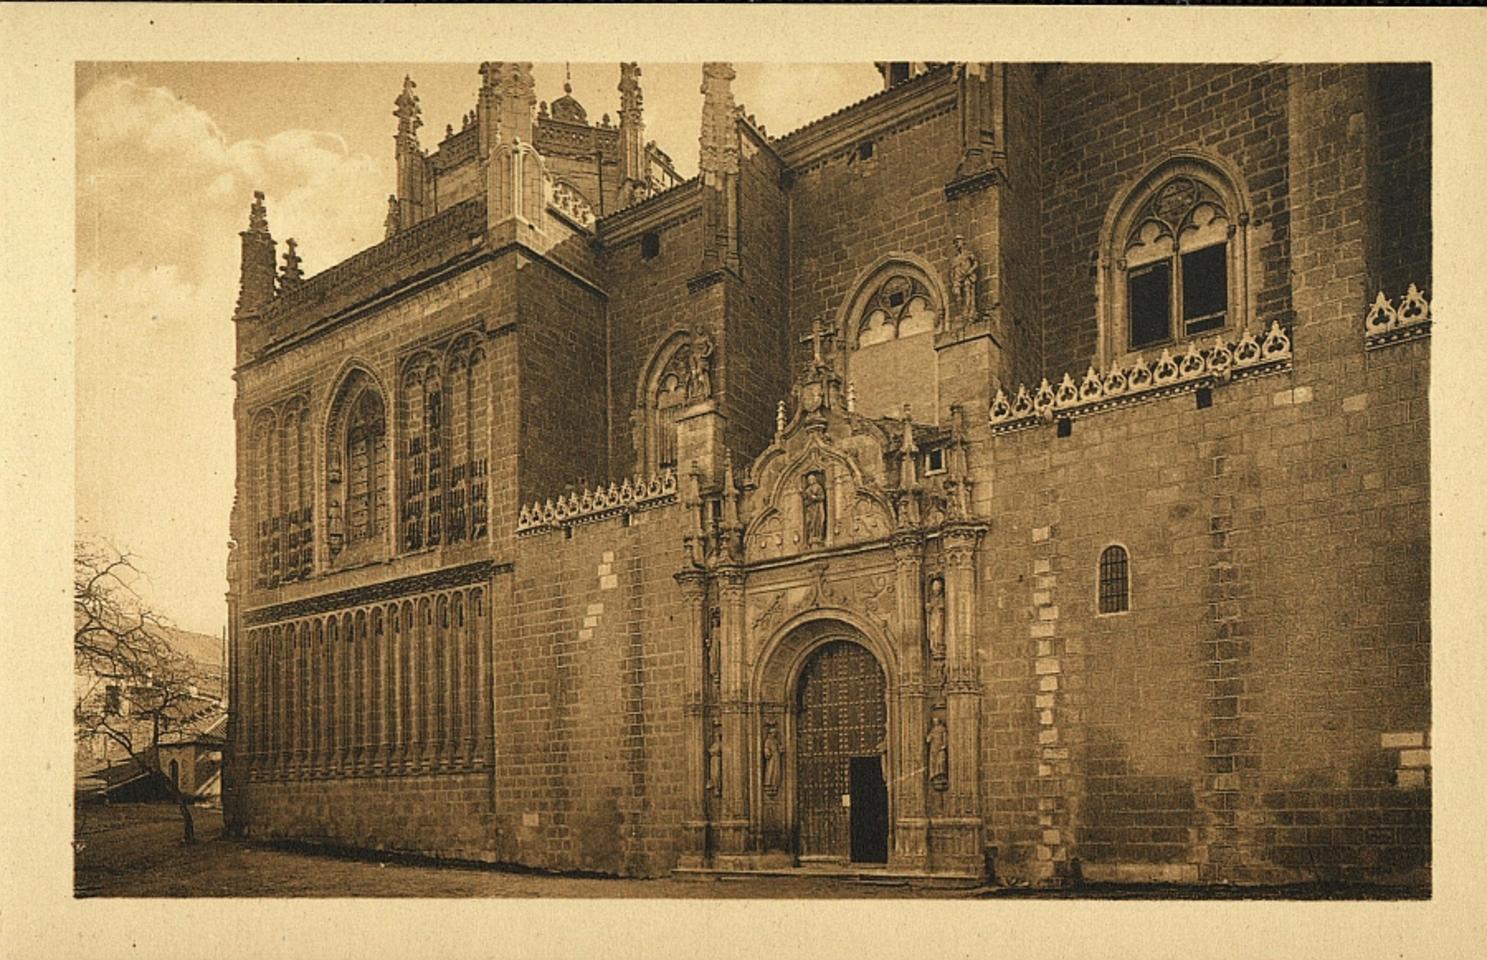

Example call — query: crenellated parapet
[516,470,678,536]
[1364,284,1432,350]
[989,320,1293,434]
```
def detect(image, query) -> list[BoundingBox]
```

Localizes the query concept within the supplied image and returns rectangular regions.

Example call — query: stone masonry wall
[971,64,1429,886]
[495,504,692,876]
[1369,63,1432,301]
[726,128,792,467]
[516,251,609,505]
[600,196,707,477]
[1037,64,1293,379]
[788,106,962,420]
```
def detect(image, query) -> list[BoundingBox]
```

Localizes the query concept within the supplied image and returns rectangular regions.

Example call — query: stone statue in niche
[762,724,783,797]
[927,715,949,790]
[688,328,715,401]
[951,235,979,323]
[707,725,724,796]
[926,576,947,659]
[801,471,828,549]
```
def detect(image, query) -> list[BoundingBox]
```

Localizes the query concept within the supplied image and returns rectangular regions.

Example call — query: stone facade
[224,61,1431,887]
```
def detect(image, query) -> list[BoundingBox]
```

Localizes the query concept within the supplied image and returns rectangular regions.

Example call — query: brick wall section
[1369,64,1432,300]
[788,108,961,416]
[1037,64,1292,378]
[600,199,706,476]
[240,773,493,860]
[1001,63,1044,389]
[496,506,690,876]
[516,251,609,504]
[970,65,1429,886]
[725,128,792,465]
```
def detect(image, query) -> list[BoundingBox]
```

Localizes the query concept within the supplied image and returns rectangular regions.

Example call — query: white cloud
[75,74,386,632]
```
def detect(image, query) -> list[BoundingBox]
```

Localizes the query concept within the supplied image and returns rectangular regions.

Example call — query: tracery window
[400,336,489,552]
[636,333,696,476]
[842,261,942,421]
[327,370,388,560]
[1098,544,1130,615]
[250,397,313,588]
[1101,156,1252,364]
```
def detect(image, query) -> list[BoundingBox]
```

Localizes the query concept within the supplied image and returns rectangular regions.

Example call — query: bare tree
[74,539,208,844]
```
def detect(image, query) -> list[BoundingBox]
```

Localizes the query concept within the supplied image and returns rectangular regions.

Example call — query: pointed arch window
[636,334,696,476]
[842,261,942,421]
[1101,157,1253,365]
[327,370,388,561]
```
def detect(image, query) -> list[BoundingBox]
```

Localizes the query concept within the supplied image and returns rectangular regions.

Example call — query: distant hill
[162,626,223,673]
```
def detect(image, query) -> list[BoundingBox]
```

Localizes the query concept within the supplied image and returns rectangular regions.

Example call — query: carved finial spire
[775,399,787,441]
[698,62,740,273]
[235,191,276,319]
[384,194,399,239]
[394,74,422,147]
[618,62,650,208]
[247,190,269,234]
[899,406,919,490]
[699,62,739,180]
[278,238,302,288]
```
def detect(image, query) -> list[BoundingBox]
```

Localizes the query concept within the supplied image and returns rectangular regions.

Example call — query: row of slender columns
[240,585,491,778]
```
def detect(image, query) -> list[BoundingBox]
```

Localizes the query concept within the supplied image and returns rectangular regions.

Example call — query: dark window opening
[1098,545,1130,614]
[1128,260,1172,348]
[1196,386,1213,409]
[857,140,875,162]
[1182,243,1227,335]
[925,448,944,473]
[641,232,661,260]
[1056,418,1072,438]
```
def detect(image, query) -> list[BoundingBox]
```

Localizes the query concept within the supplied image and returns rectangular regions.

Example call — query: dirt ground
[72,802,973,898]
[73,802,1426,900]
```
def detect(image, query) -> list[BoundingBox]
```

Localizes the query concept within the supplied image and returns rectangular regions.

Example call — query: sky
[74,61,883,634]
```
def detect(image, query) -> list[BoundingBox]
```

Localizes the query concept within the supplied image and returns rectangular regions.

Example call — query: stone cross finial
[798,318,838,377]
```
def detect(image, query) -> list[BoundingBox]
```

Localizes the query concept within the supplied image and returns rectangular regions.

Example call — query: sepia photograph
[7,4,1487,959]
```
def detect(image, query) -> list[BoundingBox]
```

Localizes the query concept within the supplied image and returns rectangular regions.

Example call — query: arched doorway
[795,639,889,863]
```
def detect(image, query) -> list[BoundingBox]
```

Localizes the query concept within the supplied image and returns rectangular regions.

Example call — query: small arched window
[1101,156,1252,365]
[1098,545,1130,614]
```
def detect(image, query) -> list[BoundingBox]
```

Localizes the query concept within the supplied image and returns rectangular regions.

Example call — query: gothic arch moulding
[633,328,712,476]
[833,252,947,422]
[1096,151,1258,368]
[750,611,899,712]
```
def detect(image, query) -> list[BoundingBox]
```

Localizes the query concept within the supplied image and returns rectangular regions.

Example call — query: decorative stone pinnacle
[279,238,303,285]
[394,74,422,143]
[247,190,269,233]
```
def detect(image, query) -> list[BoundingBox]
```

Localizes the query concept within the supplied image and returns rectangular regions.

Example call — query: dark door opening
[849,756,888,863]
